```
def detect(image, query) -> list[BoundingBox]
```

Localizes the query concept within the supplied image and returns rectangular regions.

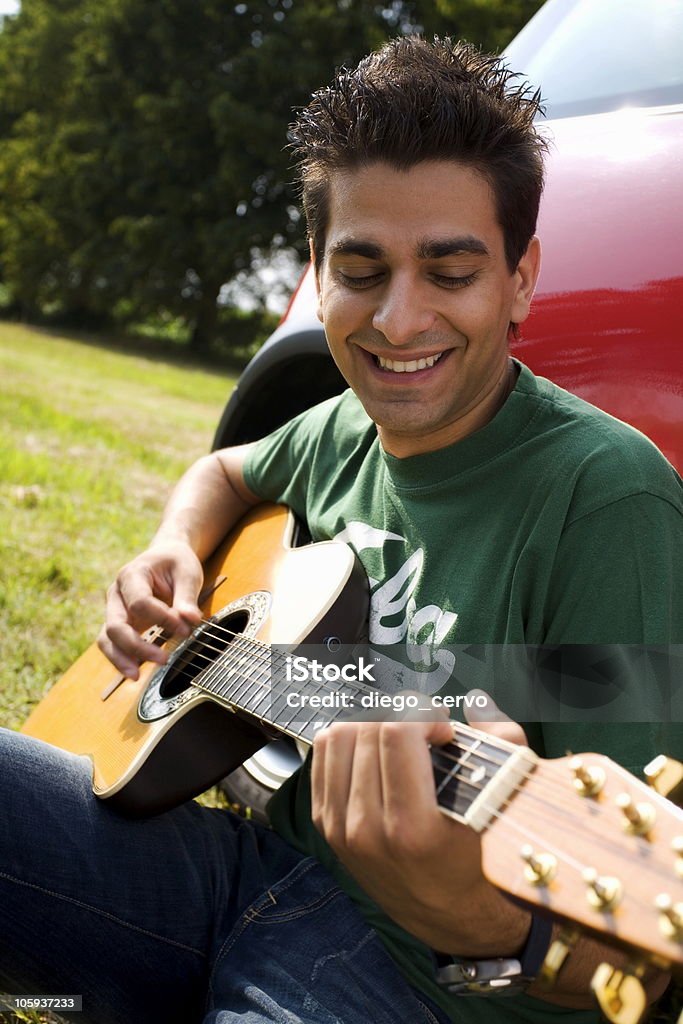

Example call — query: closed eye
[337,270,479,290]
[337,271,384,289]
[431,272,478,289]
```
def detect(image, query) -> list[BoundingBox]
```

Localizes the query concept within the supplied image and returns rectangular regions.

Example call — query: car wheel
[219,738,304,824]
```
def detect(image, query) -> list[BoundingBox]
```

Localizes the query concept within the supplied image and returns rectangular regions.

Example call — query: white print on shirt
[334,522,457,693]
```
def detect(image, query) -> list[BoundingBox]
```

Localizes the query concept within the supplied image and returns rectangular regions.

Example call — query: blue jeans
[0,729,449,1024]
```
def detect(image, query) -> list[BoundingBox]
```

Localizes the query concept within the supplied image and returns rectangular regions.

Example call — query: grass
[0,321,237,1023]
[0,321,235,724]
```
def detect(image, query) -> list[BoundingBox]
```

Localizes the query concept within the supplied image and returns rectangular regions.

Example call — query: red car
[215,0,683,812]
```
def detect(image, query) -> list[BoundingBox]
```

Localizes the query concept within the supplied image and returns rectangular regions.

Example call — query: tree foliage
[0,0,542,349]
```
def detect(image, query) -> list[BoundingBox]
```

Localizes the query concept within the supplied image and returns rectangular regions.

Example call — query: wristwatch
[434,913,553,996]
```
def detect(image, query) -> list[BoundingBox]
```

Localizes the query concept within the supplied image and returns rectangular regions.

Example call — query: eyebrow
[327,236,490,261]
[417,236,490,260]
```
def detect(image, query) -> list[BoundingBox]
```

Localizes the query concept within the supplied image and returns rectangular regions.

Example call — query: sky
[0,1,19,14]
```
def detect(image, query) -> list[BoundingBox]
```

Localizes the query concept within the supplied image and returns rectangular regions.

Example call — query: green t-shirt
[243,362,683,1024]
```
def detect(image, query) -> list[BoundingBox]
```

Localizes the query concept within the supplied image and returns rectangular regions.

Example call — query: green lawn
[1,322,680,1024]
[0,322,235,728]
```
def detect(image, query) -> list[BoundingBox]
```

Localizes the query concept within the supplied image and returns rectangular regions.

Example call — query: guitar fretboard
[190,628,531,824]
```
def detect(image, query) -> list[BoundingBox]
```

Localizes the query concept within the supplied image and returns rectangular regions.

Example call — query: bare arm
[98,444,260,677]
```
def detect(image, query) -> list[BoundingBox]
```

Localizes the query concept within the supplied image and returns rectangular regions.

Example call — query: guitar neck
[191,636,535,828]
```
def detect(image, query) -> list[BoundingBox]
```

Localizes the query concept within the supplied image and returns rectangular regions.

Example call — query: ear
[510,236,541,325]
[310,239,324,324]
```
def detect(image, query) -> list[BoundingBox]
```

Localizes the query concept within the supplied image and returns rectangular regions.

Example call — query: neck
[378,357,518,458]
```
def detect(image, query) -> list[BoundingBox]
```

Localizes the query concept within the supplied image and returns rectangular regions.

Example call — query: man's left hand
[310,699,531,956]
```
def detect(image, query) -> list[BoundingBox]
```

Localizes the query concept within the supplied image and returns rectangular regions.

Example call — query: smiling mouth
[375,351,446,373]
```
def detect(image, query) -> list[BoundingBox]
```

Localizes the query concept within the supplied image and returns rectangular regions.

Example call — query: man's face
[314,160,540,457]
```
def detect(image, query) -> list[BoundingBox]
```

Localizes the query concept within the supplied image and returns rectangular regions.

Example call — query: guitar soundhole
[158,611,250,699]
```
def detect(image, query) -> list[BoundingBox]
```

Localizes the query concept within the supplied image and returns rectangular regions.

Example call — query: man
[1,37,681,1024]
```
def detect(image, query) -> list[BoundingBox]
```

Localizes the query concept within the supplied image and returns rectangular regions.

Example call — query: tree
[0,0,543,349]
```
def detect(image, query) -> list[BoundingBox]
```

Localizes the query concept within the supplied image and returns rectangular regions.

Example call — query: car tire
[219,738,304,825]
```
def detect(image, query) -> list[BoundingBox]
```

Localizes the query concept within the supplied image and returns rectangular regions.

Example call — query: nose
[371,273,437,347]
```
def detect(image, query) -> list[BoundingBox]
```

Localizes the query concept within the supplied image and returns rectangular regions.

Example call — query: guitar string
[140,628,677,896]
[159,622,613,878]
[146,624,512,768]
[156,631,548,820]
[141,622,662,824]
[225,612,655,893]
[149,620,647,855]
[143,622,603,818]
[145,625,525,792]
[153,619,514,756]
[158,623,562,804]
[434,779,615,879]
[146,627,605,837]
[437,759,683,917]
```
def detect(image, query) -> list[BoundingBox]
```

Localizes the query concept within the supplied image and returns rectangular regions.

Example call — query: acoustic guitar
[22,503,683,1013]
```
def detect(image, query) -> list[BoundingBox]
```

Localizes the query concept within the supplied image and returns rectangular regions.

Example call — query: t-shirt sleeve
[242,397,343,523]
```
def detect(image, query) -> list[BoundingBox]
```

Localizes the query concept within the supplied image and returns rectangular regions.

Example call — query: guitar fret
[223,639,272,709]
[189,628,531,829]
[295,716,331,742]
[432,748,481,819]
[435,736,483,797]
[432,734,515,823]
[215,649,254,700]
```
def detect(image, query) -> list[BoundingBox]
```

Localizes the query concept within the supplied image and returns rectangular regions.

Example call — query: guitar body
[22,504,368,816]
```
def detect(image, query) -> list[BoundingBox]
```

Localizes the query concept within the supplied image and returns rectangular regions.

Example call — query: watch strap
[434,913,553,996]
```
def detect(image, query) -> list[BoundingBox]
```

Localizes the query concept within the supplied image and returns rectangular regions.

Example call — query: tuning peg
[570,756,606,796]
[644,754,683,806]
[590,963,647,1024]
[583,868,622,911]
[538,928,578,989]
[520,844,557,886]
[655,893,683,940]
[615,792,656,836]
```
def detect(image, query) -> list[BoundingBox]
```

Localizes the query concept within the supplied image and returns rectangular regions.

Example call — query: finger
[310,728,326,829]
[163,556,203,626]
[98,584,168,678]
[394,689,452,725]
[463,689,528,746]
[346,723,384,842]
[379,721,446,829]
[117,564,191,638]
[311,723,357,847]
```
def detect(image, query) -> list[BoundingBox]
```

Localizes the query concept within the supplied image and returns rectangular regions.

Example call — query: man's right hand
[97,444,258,679]
[97,540,204,679]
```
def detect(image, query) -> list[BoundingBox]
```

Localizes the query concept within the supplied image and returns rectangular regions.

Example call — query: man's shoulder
[303,388,377,453]
[286,388,370,433]
[516,364,683,518]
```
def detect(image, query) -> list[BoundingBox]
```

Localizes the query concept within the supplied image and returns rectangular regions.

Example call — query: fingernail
[463,690,499,721]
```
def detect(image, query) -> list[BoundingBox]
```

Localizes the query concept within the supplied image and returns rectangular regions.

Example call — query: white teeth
[377,352,444,373]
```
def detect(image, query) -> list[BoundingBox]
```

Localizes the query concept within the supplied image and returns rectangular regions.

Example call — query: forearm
[427,876,531,958]
[152,445,259,558]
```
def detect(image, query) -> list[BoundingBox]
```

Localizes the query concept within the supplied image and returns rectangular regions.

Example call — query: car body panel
[515,105,683,470]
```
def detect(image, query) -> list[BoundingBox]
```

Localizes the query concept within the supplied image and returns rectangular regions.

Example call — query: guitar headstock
[481,752,683,971]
